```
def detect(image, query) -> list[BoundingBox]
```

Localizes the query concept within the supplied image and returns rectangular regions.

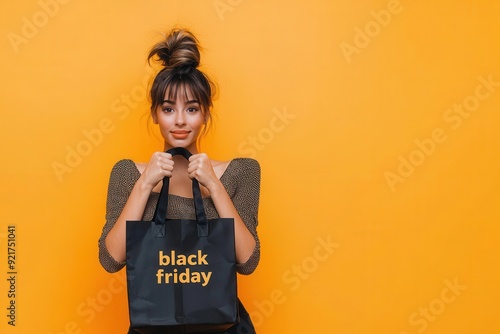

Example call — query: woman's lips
[171,130,190,139]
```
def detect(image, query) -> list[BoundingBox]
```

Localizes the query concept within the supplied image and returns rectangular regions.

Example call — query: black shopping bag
[126,147,238,334]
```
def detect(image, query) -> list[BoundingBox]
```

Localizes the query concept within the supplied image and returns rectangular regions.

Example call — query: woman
[98,28,260,333]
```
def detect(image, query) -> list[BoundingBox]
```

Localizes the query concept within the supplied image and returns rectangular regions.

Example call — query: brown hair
[148,29,216,137]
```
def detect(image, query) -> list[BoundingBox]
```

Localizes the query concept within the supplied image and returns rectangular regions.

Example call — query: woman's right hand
[139,152,174,190]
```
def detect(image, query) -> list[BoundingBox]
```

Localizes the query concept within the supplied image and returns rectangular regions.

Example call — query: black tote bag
[126,147,238,334]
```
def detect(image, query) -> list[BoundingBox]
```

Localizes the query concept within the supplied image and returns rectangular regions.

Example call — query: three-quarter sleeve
[98,159,136,273]
[230,158,261,275]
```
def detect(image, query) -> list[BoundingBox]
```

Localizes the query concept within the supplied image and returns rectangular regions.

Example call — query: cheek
[156,113,173,126]
[192,114,205,129]
[153,109,166,125]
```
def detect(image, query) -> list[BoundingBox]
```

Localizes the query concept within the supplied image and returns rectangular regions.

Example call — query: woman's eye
[187,107,198,113]
[162,107,174,112]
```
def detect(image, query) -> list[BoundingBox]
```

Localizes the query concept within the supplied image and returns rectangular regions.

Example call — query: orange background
[1,0,499,333]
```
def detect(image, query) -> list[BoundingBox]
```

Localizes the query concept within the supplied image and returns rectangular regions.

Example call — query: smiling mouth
[171,130,190,139]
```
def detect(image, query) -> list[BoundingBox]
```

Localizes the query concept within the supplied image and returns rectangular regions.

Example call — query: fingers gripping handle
[152,147,208,236]
[167,146,192,160]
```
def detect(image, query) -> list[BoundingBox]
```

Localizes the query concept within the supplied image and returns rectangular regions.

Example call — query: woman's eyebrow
[161,99,199,104]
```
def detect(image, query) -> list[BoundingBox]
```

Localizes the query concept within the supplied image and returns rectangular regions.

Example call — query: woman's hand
[139,152,174,190]
[188,153,220,193]
[189,154,257,265]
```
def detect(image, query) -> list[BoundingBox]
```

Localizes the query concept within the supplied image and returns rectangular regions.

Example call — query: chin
[166,139,197,150]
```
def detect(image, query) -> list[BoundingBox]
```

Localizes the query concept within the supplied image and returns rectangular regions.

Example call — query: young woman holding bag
[98,28,260,333]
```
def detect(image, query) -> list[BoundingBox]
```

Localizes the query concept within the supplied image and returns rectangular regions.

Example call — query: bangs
[164,79,198,105]
[151,69,212,114]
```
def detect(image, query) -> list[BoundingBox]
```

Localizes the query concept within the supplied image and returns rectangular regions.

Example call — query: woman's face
[153,86,205,152]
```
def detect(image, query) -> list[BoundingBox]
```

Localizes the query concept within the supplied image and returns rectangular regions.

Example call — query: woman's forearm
[105,177,153,263]
[207,180,257,264]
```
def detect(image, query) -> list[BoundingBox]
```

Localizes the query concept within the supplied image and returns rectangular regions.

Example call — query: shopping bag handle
[152,147,208,236]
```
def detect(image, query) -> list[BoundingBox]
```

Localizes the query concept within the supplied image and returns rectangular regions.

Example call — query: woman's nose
[175,110,186,125]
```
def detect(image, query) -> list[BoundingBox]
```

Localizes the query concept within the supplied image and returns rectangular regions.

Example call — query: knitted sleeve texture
[98,159,136,273]
[230,159,261,275]
[98,158,261,275]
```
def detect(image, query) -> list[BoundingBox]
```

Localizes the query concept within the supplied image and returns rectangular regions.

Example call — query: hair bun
[148,29,201,70]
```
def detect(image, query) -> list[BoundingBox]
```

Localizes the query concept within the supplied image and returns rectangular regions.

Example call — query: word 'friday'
[156,250,212,286]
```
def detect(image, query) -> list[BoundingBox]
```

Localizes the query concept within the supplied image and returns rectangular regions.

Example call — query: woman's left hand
[188,153,220,193]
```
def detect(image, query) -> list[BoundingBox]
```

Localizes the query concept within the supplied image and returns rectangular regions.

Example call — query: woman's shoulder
[225,158,261,178]
[230,157,260,169]
[109,159,141,181]
[221,158,261,195]
[111,158,137,172]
